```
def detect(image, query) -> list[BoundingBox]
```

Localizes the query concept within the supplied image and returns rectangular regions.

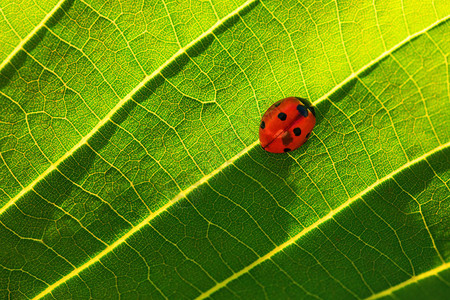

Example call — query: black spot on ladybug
[260,121,265,129]
[282,131,293,146]
[297,105,308,117]
[278,112,287,121]
[306,132,311,139]
[293,127,301,136]
[274,102,281,107]
[284,148,291,152]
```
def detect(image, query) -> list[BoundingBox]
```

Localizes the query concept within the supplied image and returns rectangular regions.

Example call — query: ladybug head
[295,97,316,117]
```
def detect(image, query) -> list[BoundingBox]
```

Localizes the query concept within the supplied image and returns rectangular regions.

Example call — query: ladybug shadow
[245,74,370,232]
[223,93,334,238]
[209,138,314,248]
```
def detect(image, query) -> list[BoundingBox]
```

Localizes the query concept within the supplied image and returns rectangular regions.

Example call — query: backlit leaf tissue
[0,0,449,299]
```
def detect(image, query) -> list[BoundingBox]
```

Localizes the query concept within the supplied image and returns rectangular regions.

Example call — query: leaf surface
[0,0,449,299]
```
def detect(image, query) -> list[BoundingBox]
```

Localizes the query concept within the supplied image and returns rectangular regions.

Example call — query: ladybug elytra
[259,97,316,153]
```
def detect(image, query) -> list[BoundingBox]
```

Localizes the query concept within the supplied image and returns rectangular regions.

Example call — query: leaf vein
[0,0,260,217]
[196,141,450,299]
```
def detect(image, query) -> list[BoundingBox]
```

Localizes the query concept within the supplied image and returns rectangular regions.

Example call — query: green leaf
[0,0,449,299]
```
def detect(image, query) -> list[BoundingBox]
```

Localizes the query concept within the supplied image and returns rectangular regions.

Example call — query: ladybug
[259,97,316,153]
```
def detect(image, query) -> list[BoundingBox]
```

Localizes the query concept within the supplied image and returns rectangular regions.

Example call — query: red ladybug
[259,97,316,153]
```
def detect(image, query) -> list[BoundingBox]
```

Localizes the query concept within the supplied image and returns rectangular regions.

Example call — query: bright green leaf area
[0,0,449,299]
